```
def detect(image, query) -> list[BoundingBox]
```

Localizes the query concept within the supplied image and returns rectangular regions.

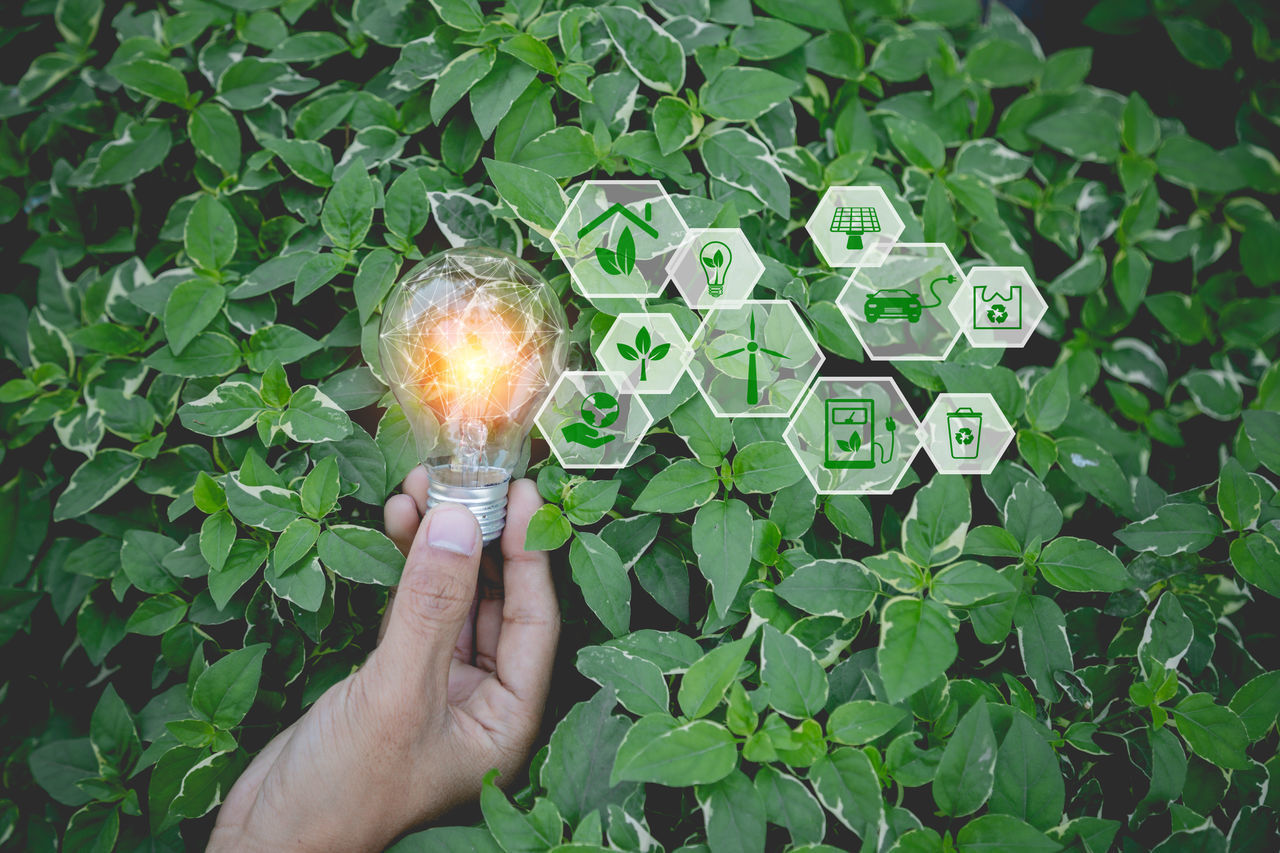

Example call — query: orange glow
[402,305,524,421]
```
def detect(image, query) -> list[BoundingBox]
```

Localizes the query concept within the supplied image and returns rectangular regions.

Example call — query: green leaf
[597,6,685,95]
[470,55,538,139]
[569,532,630,637]
[576,645,668,716]
[989,711,1065,830]
[1170,693,1251,770]
[321,160,375,252]
[189,102,241,174]
[902,474,971,568]
[1228,671,1280,741]
[700,67,799,122]
[53,449,141,521]
[563,479,620,526]
[701,128,790,216]
[485,158,568,233]
[217,57,314,111]
[431,48,496,124]
[611,715,736,786]
[28,738,97,806]
[930,560,1016,607]
[524,504,572,551]
[317,525,404,586]
[886,116,946,170]
[653,96,703,156]
[1230,532,1280,599]
[695,769,766,853]
[1155,135,1245,193]
[1028,108,1121,163]
[200,509,235,572]
[1117,502,1222,556]
[760,624,828,718]
[633,458,720,512]
[1122,91,1160,156]
[1013,595,1073,702]
[692,499,753,618]
[273,518,321,573]
[965,36,1042,86]
[164,278,225,356]
[113,58,190,106]
[184,196,237,272]
[1138,592,1193,680]
[1037,537,1130,592]
[385,169,431,244]
[1026,363,1070,432]
[878,596,958,704]
[732,441,804,494]
[678,637,752,719]
[178,381,266,437]
[774,559,878,618]
[1163,17,1230,69]
[90,683,140,775]
[808,747,884,838]
[192,643,269,728]
[261,136,334,187]
[1054,436,1134,517]
[91,119,172,185]
[300,456,341,519]
[126,593,188,636]
[933,698,997,817]
[540,688,636,825]
[209,538,267,609]
[827,700,909,745]
[956,814,1060,851]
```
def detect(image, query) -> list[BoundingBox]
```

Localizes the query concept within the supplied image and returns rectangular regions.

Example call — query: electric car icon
[863,288,923,323]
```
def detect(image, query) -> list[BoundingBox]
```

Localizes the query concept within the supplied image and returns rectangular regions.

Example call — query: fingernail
[428,505,478,556]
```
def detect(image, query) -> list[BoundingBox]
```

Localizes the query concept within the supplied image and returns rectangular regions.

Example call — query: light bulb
[378,247,569,543]
[698,240,732,298]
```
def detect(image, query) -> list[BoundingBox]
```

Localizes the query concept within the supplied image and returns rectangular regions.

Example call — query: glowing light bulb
[698,240,732,298]
[378,247,569,542]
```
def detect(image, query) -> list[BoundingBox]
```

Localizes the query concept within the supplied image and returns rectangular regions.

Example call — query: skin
[207,470,559,852]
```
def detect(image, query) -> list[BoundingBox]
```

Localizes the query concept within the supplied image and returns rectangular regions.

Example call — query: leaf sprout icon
[712,311,788,405]
[698,240,732,298]
[616,326,670,383]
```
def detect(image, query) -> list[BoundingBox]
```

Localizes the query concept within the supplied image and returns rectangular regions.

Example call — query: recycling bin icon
[947,407,982,459]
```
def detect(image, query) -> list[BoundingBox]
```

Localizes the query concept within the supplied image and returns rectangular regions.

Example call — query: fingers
[376,503,483,699]
[492,479,559,706]
[403,465,430,514]
[384,493,420,557]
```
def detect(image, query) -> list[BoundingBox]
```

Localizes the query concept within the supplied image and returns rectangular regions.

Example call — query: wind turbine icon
[713,310,788,405]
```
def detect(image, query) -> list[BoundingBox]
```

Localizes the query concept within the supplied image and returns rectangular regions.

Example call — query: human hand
[207,472,559,853]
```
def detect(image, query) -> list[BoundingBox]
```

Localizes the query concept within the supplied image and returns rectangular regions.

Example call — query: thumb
[376,503,481,697]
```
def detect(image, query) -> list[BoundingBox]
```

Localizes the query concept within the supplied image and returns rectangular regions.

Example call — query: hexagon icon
[783,377,921,495]
[665,228,764,308]
[595,313,692,395]
[948,266,1046,348]
[552,181,688,300]
[535,371,652,470]
[837,243,964,361]
[689,300,824,418]
[917,393,1014,476]
[805,185,905,269]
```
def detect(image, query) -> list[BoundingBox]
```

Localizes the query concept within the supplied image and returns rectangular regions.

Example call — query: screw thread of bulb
[426,466,510,544]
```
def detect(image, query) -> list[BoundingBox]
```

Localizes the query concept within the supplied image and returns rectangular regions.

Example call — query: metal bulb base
[426,466,510,544]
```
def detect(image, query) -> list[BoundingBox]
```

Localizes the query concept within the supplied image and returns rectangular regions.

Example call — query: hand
[208,472,559,853]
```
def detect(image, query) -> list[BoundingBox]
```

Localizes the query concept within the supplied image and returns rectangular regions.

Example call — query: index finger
[494,479,559,706]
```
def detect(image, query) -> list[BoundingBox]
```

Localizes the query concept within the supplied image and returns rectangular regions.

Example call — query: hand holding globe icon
[560,391,620,448]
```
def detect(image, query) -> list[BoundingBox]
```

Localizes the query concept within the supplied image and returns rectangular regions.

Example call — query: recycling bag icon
[947,407,983,459]
[973,284,1022,330]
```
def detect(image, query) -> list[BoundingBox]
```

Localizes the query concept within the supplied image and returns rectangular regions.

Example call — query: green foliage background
[3,0,1280,850]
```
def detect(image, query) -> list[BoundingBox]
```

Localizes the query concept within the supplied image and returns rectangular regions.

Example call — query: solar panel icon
[830,206,881,250]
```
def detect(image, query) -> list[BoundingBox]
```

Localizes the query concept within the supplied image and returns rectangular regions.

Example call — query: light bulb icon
[378,247,568,542]
[698,240,732,298]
